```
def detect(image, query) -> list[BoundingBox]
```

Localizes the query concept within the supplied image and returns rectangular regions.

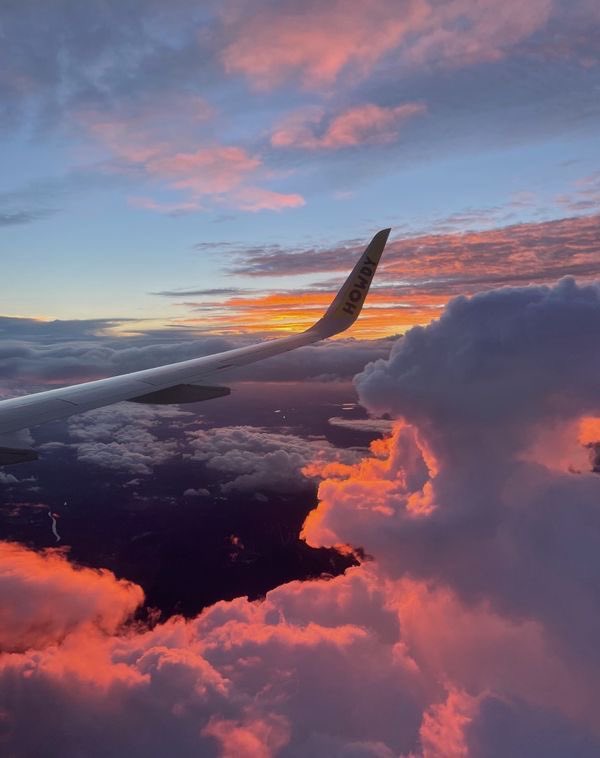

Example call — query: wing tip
[307,227,391,338]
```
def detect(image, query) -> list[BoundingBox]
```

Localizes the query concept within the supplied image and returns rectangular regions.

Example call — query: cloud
[183,487,210,498]
[230,213,600,281]
[183,288,434,339]
[0,320,392,391]
[0,546,596,756]
[0,551,428,756]
[146,145,260,195]
[0,208,57,226]
[328,417,395,434]
[152,287,246,298]
[220,0,564,91]
[305,279,600,684]
[271,103,426,150]
[465,695,600,758]
[0,328,234,385]
[187,425,360,493]
[0,2,215,131]
[0,316,128,342]
[45,404,193,476]
[38,95,241,219]
[404,0,554,69]
[231,187,305,212]
[0,542,142,652]
[220,0,428,90]
[355,277,600,451]
[557,171,600,214]
[78,103,305,213]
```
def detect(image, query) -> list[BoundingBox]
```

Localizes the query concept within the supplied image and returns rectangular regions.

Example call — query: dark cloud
[466,695,600,758]
[0,316,129,341]
[0,208,57,226]
[0,0,215,131]
[229,214,600,287]
[151,288,245,297]
[0,317,391,388]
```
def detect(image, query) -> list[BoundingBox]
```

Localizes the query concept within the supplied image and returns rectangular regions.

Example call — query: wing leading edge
[0,228,390,464]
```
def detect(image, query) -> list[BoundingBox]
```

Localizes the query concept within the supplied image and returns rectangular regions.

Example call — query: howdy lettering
[341,255,377,315]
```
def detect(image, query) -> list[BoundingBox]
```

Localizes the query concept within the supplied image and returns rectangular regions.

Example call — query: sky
[1,1,600,757]
[1,0,599,335]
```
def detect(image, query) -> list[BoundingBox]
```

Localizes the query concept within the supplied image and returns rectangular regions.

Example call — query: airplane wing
[0,228,390,465]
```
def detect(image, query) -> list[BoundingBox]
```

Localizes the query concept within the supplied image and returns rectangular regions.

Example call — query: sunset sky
[1,0,599,336]
[1,2,600,757]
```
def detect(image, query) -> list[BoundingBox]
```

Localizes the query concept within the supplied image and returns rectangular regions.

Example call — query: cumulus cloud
[303,278,600,727]
[0,550,430,756]
[0,542,142,652]
[0,548,596,756]
[41,403,193,475]
[187,426,360,493]
[356,277,600,453]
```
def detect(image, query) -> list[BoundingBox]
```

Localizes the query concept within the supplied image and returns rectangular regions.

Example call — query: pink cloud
[220,0,553,90]
[405,0,553,68]
[128,196,202,214]
[79,106,305,213]
[202,715,290,758]
[220,0,429,90]
[148,146,260,195]
[231,187,305,211]
[419,689,479,758]
[271,102,426,150]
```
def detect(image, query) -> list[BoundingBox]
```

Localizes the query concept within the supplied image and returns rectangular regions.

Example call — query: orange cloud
[271,102,426,150]
[2,545,597,755]
[152,212,600,339]
[178,289,448,339]
[0,542,142,652]
[579,417,600,446]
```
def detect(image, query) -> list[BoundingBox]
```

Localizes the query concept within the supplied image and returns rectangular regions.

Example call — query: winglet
[307,228,390,338]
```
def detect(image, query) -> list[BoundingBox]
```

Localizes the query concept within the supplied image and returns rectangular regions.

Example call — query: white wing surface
[0,228,390,464]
